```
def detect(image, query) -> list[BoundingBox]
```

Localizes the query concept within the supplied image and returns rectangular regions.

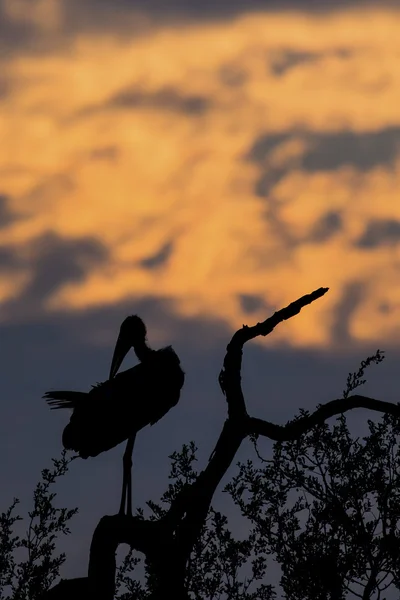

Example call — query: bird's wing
[89,362,143,393]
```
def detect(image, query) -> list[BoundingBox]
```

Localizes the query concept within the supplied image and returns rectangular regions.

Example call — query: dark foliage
[0,452,77,600]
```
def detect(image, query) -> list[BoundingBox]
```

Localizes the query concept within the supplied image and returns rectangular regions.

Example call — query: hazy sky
[1,0,400,595]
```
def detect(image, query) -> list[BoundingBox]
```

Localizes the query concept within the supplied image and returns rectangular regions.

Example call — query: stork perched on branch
[44,316,185,516]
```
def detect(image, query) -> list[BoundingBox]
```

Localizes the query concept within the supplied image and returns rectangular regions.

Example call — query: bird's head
[109,315,148,379]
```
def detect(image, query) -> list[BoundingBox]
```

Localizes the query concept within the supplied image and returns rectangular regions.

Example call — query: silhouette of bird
[43,316,185,516]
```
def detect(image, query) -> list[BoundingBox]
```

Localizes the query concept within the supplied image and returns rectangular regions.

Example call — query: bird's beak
[109,332,131,379]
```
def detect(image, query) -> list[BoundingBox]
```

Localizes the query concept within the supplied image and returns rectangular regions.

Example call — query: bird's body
[44,316,185,515]
[45,346,184,458]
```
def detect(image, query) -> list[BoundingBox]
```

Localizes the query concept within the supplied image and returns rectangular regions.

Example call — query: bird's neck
[132,340,153,362]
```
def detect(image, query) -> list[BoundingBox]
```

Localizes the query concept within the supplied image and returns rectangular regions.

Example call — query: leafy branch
[0,451,78,600]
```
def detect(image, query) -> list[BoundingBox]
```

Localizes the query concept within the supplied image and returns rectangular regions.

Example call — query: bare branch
[174,288,330,564]
[219,286,329,417]
[248,396,400,440]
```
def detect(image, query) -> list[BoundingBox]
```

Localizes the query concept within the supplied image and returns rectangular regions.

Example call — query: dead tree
[42,287,400,600]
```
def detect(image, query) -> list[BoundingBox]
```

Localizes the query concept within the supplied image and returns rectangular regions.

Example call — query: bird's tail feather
[43,391,87,410]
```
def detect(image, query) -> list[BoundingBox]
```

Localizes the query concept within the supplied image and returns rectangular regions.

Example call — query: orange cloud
[1,6,400,349]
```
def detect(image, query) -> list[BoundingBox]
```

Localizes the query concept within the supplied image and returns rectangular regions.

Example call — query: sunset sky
[1,0,400,595]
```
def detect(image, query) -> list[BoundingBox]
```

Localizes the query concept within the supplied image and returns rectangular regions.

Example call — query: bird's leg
[118,434,136,517]
[125,434,135,517]
[118,466,127,517]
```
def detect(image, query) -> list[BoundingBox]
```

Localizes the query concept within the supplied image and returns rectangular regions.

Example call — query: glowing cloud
[1,6,400,348]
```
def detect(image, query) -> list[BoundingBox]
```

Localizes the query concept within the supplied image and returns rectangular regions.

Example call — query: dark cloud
[269,50,321,77]
[330,281,365,346]
[301,128,400,172]
[61,0,399,32]
[0,4,69,58]
[72,87,211,120]
[268,47,353,77]
[0,7,36,54]
[0,246,25,274]
[308,211,342,243]
[1,0,396,57]
[254,168,287,197]
[70,86,211,124]
[246,133,290,164]
[110,86,210,115]
[0,194,20,228]
[140,241,174,269]
[248,127,400,174]
[27,233,107,298]
[239,293,270,314]
[1,232,108,319]
[356,219,400,249]
[247,127,400,203]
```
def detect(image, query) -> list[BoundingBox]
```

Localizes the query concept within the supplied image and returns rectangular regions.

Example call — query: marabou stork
[43,316,185,516]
